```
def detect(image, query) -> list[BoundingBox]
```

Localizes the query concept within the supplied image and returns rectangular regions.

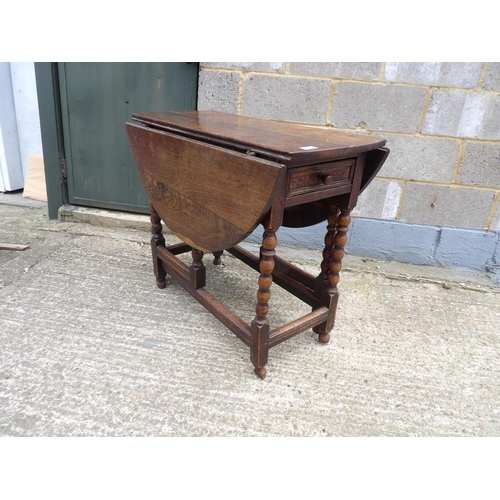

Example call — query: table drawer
[286,158,354,201]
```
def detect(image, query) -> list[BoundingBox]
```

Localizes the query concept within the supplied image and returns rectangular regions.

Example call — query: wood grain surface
[126,122,286,252]
[132,111,386,167]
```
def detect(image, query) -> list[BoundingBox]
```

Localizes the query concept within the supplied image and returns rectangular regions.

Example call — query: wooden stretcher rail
[269,306,330,347]
[273,253,316,290]
[227,245,320,308]
[156,245,252,346]
[166,242,193,255]
[157,246,189,280]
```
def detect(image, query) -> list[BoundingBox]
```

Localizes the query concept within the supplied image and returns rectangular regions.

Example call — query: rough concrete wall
[198,62,500,233]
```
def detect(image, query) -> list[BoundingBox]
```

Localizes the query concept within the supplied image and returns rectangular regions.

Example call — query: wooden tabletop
[132,111,386,167]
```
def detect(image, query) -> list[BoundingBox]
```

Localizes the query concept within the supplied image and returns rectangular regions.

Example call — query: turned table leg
[150,204,167,289]
[250,228,277,379]
[313,207,351,343]
[314,208,339,297]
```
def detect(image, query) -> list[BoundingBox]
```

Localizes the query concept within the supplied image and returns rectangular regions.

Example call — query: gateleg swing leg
[313,207,352,343]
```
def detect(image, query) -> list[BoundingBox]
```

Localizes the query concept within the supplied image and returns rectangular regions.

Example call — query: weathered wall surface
[198,63,500,276]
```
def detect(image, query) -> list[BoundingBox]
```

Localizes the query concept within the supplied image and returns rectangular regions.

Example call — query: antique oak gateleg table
[126,111,388,379]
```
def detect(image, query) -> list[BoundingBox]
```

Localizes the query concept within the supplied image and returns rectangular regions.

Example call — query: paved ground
[1,198,499,436]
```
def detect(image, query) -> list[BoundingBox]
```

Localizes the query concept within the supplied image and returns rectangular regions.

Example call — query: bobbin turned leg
[212,250,223,265]
[150,204,167,289]
[314,208,339,299]
[251,228,277,379]
[259,228,266,262]
[313,207,351,343]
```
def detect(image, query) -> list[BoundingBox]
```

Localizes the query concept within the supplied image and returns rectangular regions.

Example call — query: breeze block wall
[198,63,500,278]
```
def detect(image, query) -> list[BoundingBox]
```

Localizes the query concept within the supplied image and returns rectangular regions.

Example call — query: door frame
[35,62,68,219]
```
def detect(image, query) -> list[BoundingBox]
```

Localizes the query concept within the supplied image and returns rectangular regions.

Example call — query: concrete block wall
[198,63,500,277]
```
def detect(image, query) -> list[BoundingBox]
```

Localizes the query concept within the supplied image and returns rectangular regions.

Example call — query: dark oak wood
[348,152,367,209]
[126,122,286,252]
[212,250,223,265]
[269,307,330,347]
[190,248,206,290]
[250,227,277,379]
[313,207,352,343]
[132,111,386,167]
[166,242,193,256]
[150,204,167,289]
[226,246,320,308]
[157,244,251,346]
[287,158,354,196]
[314,207,339,298]
[126,111,389,378]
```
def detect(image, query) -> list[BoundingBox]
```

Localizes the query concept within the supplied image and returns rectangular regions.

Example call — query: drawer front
[287,159,354,199]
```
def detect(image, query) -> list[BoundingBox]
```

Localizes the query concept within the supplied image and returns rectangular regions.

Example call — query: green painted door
[58,62,198,213]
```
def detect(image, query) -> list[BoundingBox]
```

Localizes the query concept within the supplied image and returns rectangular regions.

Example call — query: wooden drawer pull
[321,174,334,185]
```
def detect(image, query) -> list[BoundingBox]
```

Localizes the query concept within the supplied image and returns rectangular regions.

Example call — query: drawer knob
[321,174,334,185]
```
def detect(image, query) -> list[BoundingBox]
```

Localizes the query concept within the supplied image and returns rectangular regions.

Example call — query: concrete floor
[1,199,499,436]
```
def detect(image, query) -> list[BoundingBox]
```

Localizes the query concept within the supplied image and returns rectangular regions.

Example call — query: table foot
[156,279,167,289]
[212,250,223,265]
[317,332,330,344]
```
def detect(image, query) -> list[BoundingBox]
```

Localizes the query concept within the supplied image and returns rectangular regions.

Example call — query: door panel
[59,62,198,213]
